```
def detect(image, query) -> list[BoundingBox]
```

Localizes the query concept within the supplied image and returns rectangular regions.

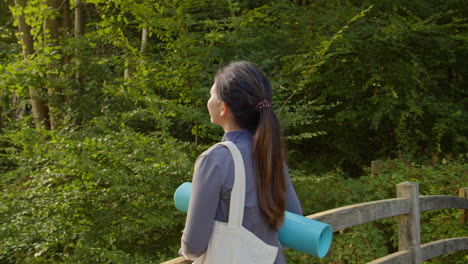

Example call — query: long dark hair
[214,61,286,231]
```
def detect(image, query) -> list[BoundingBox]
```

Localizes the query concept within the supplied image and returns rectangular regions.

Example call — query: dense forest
[0,0,466,263]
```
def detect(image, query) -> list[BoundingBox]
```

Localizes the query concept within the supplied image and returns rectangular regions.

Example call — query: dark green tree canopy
[0,0,466,263]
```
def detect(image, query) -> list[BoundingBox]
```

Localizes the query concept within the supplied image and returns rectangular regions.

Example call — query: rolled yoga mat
[174,182,332,258]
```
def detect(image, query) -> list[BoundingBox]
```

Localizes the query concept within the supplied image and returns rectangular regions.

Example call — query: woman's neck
[222,122,242,133]
[220,115,242,132]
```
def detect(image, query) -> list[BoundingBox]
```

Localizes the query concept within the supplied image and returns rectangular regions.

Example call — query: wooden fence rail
[162,182,468,264]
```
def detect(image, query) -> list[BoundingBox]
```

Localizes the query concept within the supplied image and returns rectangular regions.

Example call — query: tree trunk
[124,60,131,79]
[74,0,85,90]
[61,0,72,102]
[14,0,50,129]
[74,0,85,37]
[72,0,85,126]
[11,92,19,120]
[141,27,149,53]
[125,27,148,79]
[44,0,62,130]
[62,0,72,31]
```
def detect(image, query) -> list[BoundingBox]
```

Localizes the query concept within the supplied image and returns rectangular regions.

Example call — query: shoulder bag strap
[218,141,245,228]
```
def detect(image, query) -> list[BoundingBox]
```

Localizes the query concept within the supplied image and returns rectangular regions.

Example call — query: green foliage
[2,0,466,164]
[0,0,466,262]
[0,123,193,263]
[0,1,16,60]
[274,0,468,175]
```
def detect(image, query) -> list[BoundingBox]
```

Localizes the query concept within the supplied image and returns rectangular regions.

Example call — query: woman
[180,61,303,263]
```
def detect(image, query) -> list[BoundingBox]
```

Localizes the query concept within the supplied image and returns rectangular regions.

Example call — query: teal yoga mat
[174,182,332,258]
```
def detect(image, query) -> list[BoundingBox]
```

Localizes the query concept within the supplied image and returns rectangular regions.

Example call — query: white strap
[218,141,245,227]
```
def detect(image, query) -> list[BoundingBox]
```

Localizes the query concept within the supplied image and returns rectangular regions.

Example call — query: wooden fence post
[371,160,382,176]
[459,187,468,224]
[396,182,422,264]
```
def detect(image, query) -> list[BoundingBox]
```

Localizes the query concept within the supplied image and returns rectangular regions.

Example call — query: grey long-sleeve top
[180,130,303,263]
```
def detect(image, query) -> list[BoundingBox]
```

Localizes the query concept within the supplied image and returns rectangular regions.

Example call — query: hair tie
[255,99,271,112]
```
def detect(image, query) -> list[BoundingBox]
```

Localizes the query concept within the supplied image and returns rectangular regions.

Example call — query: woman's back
[181,130,302,263]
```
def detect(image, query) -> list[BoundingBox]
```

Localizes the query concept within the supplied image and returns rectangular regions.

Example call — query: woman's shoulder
[198,143,232,164]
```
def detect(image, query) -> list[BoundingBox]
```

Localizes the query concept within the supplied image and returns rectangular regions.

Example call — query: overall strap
[218,141,245,228]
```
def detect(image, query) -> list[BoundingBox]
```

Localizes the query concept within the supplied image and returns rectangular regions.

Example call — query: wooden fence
[162,182,468,264]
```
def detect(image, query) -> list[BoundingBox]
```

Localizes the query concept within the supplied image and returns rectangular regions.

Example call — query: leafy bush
[0,123,193,263]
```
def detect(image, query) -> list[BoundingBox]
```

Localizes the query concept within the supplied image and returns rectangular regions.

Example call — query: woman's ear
[218,101,241,131]
[220,101,230,117]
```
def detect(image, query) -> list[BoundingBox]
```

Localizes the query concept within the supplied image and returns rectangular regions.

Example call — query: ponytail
[253,108,286,231]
